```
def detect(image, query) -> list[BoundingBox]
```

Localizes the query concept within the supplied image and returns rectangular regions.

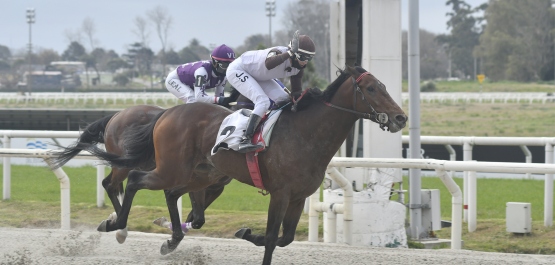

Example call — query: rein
[321,72,389,130]
[290,88,309,112]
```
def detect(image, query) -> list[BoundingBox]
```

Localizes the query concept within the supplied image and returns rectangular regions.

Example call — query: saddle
[211,108,282,156]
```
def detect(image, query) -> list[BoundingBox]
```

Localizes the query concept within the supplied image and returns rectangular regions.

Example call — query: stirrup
[237,142,264,153]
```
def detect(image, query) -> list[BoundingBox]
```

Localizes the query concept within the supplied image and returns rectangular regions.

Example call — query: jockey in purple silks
[225,30,316,153]
[165,44,236,107]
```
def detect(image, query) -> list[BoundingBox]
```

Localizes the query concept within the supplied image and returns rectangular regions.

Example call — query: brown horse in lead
[91,65,407,265]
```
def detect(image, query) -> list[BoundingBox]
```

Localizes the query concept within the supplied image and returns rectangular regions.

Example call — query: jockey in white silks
[226,30,316,153]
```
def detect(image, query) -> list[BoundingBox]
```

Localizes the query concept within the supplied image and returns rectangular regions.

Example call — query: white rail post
[308,187,321,242]
[463,141,473,222]
[178,196,183,223]
[445,144,456,178]
[545,143,554,227]
[325,203,337,243]
[519,145,532,179]
[468,170,477,232]
[45,158,71,230]
[96,164,105,207]
[435,169,462,250]
[2,135,10,200]
[326,167,353,245]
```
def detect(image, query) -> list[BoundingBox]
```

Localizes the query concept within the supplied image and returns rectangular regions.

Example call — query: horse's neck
[287,102,359,158]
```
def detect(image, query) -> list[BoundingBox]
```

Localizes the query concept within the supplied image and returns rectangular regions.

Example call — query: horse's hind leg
[103,168,130,214]
[160,188,186,255]
[98,169,151,233]
[276,198,305,247]
[103,169,130,243]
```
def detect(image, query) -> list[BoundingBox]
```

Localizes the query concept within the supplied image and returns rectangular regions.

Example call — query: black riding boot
[237,114,264,153]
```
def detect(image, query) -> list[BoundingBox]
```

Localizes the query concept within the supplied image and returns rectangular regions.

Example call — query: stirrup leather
[237,114,264,153]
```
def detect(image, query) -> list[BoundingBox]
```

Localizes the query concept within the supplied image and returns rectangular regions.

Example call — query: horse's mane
[288,65,366,111]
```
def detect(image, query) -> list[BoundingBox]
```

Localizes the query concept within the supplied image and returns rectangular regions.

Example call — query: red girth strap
[245,128,268,195]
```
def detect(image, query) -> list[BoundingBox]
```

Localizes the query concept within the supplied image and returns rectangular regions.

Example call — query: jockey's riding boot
[237,114,264,153]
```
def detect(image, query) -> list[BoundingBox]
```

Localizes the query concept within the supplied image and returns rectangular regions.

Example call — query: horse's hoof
[116,228,128,244]
[153,217,171,229]
[160,240,176,255]
[234,228,251,239]
[97,220,108,232]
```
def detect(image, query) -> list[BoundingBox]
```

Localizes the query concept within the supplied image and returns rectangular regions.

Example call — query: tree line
[0,1,329,91]
[428,0,555,83]
[1,0,552,91]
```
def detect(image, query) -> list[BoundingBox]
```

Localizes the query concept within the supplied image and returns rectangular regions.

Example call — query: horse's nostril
[396,114,407,123]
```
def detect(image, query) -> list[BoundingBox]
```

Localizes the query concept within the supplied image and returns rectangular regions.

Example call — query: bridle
[322,72,389,131]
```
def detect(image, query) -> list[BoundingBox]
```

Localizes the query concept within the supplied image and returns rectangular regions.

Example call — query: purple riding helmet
[211,44,236,76]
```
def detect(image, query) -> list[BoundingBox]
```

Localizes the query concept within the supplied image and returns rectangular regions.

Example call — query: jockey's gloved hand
[290,30,300,54]
[217,97,233,108]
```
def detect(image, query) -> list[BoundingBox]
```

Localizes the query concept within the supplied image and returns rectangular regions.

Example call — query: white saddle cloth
[211,109,282,155]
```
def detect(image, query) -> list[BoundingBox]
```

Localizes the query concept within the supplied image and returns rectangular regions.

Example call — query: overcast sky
[1,0,486,56]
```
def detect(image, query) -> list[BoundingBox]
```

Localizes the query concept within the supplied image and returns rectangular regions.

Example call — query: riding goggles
[215,61,231,70]
[295,52,314,62]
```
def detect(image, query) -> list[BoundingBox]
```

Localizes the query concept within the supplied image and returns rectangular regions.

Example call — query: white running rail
[401,92,555,104]
[0,92,180,106]
[0,92,553,105]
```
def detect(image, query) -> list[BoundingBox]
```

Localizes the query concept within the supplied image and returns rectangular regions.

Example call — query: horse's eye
[366,85,375,92]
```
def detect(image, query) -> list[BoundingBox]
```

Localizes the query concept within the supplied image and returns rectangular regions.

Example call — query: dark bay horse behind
[50,104,232,242]
[93,65,407,265]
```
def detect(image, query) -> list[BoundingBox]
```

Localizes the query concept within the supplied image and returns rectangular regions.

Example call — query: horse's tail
[50,113,115,169]
[94,109,168,169]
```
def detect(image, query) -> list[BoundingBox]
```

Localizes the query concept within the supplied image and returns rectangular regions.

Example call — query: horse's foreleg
[98,169,147,233]
[276,198,305,247]
[261,194,290,265]
[235,192,289,265]
[160,188,186,255]
[185,183,227,229]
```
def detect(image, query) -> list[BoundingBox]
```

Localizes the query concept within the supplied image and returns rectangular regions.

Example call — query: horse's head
[343,65,407,133]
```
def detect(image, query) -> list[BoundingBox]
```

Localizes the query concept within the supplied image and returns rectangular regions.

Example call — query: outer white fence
[318,157,555,249]
[402,92,555,104]
[0,92,179,106]
[1,92,553,106]
[401,135,555,228]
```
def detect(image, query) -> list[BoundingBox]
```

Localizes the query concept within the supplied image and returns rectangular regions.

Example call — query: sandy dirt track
[0,227,554,265]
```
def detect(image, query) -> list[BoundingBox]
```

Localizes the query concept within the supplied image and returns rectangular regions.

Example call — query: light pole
[265,0,276,47]
[26,8,35,95]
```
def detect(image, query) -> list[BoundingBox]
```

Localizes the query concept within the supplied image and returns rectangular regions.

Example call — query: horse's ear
[344,64,358,76]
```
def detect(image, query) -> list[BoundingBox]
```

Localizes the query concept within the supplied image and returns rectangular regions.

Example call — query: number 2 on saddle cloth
[212,109,283,195]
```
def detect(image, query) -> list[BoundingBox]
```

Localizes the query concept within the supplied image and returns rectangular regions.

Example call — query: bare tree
[132,16,150,47]
[147,5,173,79]
[81,17,101,87]
[63,29,82,46]
[82,17,97,51]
